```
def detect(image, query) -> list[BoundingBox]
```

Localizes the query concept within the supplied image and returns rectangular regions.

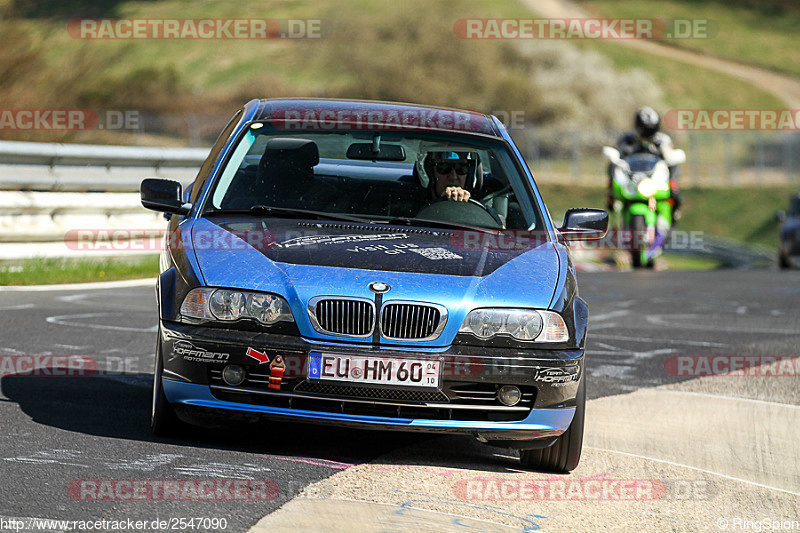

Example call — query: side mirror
[664,148,687,166]
[559,208,608,241]
[776,210,787,223]
[140,178,191,215]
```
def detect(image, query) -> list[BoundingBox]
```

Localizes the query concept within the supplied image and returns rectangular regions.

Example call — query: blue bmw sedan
[140,98,607,472]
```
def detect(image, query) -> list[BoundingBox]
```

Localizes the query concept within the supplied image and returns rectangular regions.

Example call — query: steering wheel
[416,197,504,229]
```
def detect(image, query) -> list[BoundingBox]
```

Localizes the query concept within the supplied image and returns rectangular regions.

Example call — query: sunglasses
[434,162,470,175]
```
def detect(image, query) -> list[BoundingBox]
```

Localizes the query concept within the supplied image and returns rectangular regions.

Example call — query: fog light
[222,365,246,386]
[497,385,522,406]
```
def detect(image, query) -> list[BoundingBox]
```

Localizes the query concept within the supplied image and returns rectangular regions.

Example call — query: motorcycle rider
[607,106,683,216]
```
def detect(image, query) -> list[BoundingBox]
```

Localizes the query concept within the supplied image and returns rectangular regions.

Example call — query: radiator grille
[380,302,442,339]
[314,298,374,336]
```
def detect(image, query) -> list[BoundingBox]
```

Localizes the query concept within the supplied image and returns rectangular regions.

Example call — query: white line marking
[0,278,154,292]
[56,292,152,311]
[585,446,800,497]
[591,333,728,347]
[46,313,157,332]
[591,310,630,321]
[588,323,618,331]
[646,314,800,335]
[51,343,89,350]
[0,347,25,355]
[0,303,35,311]
[594,342,625,352]
[659,389,800,409]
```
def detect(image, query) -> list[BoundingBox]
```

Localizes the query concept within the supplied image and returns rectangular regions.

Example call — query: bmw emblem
[368,281,390,294]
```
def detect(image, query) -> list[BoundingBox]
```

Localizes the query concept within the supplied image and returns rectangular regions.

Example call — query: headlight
[180,288,293,325]
[209,290,246,320]
[459,309,568,342]
[637,178,658,197]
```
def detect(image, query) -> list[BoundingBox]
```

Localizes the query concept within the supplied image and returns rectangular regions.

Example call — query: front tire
[151,335,183,437]
[630,214,647,269]
[520,375,586,473]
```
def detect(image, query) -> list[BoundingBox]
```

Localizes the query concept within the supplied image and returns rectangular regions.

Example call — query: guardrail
[0,140,209,192]
[0,140,209,259]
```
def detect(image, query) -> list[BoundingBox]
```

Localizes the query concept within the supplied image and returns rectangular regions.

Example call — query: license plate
[307,352,440,389]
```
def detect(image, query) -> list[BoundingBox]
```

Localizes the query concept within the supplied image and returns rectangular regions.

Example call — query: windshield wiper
[205,206,369,224]
[377,217,499,234]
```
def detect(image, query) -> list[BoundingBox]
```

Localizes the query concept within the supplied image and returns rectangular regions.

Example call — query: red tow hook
[268,355,285,390]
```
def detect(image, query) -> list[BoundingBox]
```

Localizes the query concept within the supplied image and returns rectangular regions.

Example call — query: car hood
[189,217,563,344]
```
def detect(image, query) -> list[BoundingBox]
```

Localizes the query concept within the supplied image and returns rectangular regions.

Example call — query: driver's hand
[443,187,470,202]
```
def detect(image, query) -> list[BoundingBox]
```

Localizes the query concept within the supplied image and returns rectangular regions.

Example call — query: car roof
[253,98,500,137]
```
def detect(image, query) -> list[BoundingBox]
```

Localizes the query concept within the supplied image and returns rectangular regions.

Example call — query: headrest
[260,138,320,170]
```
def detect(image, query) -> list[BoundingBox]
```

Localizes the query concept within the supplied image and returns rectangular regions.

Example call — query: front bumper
[159,320,583,444]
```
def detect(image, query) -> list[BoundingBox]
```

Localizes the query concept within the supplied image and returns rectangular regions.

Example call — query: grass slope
[578,0,800,78]
[0,256,159,285]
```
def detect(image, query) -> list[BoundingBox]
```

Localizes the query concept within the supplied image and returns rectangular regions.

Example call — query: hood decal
[198,217,541,277]
[193,215,554,277]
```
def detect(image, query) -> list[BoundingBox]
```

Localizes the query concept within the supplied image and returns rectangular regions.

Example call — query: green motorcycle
[603,146,686,268]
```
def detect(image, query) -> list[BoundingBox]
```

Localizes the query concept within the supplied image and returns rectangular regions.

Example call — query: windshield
[625,153,661,174]
[203,125,541,231]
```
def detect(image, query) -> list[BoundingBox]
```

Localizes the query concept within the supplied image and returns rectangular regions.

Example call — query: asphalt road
[0,270,798,532]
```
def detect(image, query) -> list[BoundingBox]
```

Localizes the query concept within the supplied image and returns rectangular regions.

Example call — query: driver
[422,151,481,203]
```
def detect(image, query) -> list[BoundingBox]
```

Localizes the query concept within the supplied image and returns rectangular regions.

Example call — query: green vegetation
[0,0,787,148]
[680,186,794,248]
[660,253,722,270]
[0,0,665,147]
[537,183,794,248]
[0,256,159,285]
[577,0,800,78]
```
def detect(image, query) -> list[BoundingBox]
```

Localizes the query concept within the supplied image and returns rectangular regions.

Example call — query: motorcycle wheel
[630,215,648,268]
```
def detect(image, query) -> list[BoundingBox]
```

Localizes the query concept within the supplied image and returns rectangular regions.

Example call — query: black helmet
[634,106,660,139]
